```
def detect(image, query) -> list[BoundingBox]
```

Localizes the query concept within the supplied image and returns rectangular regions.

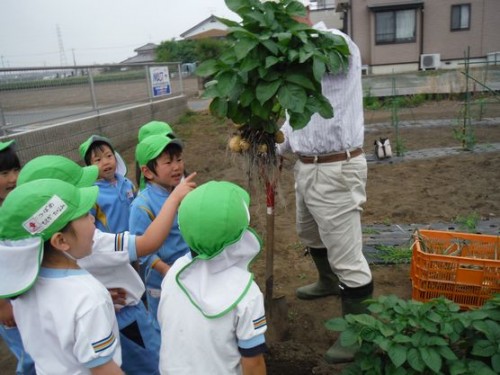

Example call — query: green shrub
[326,294,500,374]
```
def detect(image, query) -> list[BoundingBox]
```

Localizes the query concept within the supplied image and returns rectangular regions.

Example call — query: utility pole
[57,24,68,67]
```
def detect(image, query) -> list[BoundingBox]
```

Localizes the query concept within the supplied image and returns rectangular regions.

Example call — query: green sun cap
[0,140,15,152]
[78,134,128,176]
[178,181,250,259]
[135,134,183,167]
[17,155,98,187]
[0,179,98,241]
[138,121,175,142]
[79,135,114,161]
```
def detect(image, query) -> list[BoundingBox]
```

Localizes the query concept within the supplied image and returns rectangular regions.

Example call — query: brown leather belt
[298,148,364,164]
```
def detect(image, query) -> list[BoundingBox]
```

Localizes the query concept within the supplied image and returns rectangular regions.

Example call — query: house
[309,0,343,30]
[180,15,228,40]
[335,0,500,74]
[121,43,158,64]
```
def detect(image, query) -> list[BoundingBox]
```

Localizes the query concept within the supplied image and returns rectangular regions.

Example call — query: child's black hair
[0,146,21,172]
[143,143,183,181]
[83,141,115,166]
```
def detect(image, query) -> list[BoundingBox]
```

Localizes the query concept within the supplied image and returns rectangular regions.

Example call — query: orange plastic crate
[410,229,500,310]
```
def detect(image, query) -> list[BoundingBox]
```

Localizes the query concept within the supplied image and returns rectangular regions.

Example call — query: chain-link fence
[0,62,199,135]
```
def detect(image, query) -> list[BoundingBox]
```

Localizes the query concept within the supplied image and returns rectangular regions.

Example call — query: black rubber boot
[324,280,374,364]
[296,248,340,300]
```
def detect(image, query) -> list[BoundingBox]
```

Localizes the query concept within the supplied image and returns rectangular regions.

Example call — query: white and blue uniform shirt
[12,268,121,375]
[91,174,136,233]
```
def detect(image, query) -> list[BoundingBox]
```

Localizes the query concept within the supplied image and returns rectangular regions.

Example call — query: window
[375,9,416,44]
[451,4,470,31]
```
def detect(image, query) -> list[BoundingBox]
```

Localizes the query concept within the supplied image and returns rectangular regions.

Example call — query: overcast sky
[0,0,239,68]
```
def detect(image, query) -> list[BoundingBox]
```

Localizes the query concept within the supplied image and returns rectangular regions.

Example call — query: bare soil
[1,100,500,374]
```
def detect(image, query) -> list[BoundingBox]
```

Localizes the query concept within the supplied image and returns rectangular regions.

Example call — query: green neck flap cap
[138,121,175,142]
[135,134,183,166]
[0,140,15,152]
[178,181,250,259]
[0,179,98,241]
[17,155,98,187]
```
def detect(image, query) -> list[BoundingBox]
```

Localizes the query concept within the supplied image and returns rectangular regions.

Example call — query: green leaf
[260,39,279,55]
[209,97,227,118]
[340,328,360,347]
[240,89,254,107]
[216,71,237,97]
[450,361,468,375]
[388,344,407,367]
[492,353,500,373]
[235,38,259,60]
[265,56,280,69]
[309,93,333,119]
[325,317,348,332]
[225,0,248,14]
[277,83,306,113]
[196,60,219,77]
[285,0,307,17]
[276,32,292,44]
[426,336,448,346]
[284,73,315,90]
[438,345,458,361]
[256,80,281,105]
[407,348,425,372]
[419,347,442,373]
[312,56,326,83]
[468,360,497,375]
[393,334,412,344]
[240,56,261,72]
[373,336,391,351]
[250,99,270,120]
[471,339,496,357]
[289,111,311,130]
[215,16,240,28]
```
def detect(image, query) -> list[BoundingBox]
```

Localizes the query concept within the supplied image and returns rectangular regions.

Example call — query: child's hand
[108,287,127,306]
[0,299,16,328]
[172,172,197,201]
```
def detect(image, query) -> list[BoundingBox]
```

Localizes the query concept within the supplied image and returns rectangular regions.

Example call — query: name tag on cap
[23,195,68,235]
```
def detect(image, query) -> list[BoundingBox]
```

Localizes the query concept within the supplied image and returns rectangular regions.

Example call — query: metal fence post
[145,65,153,103]
[0,104,6,136]
[87,68,99,114]
[177,63,184,95]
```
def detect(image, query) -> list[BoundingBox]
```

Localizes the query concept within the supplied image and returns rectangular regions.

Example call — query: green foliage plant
[374,244,412,264]
[196,0,350,165]
[325,294,500,375]
[363,87,382,110]
[455,212,480,233]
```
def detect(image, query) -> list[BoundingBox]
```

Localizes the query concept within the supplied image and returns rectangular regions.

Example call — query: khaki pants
[294,154,372,288]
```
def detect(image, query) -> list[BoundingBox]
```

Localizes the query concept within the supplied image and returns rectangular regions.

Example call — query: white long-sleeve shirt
[278,23,364,156]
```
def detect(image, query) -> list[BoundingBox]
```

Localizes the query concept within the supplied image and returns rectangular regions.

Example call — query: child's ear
[49,232,70,252]
[141,165,155,180]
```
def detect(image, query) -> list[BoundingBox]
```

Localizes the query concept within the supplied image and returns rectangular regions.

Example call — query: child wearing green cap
[0,140,20,206]
[130,134,190,322]
[18,154,197,375]
[0,179,123,374]
[135,121,176,189]
[158,181,267,374]
[0,139,36,375]
[79,135,136,233]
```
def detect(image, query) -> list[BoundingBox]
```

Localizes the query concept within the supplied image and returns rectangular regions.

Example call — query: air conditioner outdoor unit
[420,53,440,70]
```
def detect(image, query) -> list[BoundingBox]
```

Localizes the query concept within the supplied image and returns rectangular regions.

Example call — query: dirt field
[1,99,500,374]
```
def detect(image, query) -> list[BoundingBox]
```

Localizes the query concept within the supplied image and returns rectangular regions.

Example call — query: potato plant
[196,0,350,168]
[326,294,500,375]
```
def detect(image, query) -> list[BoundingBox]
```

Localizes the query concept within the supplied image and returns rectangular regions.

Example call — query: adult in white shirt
[277,0,373,364]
